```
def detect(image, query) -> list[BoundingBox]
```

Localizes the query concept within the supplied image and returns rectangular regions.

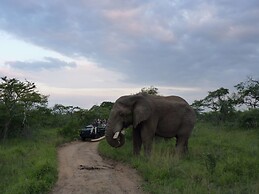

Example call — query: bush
[239,109,259,128]
[58,120,80,140]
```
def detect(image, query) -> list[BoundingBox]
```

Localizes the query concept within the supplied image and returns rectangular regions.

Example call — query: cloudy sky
[0,0,258,109]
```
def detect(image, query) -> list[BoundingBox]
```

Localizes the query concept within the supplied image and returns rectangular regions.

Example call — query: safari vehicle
[79,124,106,141]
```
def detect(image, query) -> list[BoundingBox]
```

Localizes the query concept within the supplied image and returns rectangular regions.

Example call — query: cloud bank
[5,57,76,71]
[0,0,258,107]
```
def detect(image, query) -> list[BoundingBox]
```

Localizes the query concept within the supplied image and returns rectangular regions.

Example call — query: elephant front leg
[141,125,154,157]
[133,127,142,155]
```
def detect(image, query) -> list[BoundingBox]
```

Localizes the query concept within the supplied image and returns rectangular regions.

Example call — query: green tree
[50,104,82,127]
[191,99,205,114]
[0,76,48,140]
[87,101,114,123]
[234,77,259,109]
[198,87,235,122]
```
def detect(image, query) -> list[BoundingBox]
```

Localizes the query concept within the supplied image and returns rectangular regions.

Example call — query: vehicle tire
[81,137,86,141]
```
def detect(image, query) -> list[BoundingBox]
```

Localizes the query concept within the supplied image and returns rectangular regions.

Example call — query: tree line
[0,76,258,140]
[191,77,259,127]
[0,76,113,140]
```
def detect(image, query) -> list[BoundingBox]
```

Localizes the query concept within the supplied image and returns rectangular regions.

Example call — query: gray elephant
[105,93,196,156]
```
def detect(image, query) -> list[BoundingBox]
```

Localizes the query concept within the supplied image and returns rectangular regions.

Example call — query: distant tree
[87,102,114,123]
[140,86,158,95]
[51,104,82,127]
[0,76,48,140]
[73,108,88,125]
[234,77,259,109]
[191,99,205,115]
[100,101,114,110]
[52,104,68,115]
[28,106,52,127]
[197,87,235,122]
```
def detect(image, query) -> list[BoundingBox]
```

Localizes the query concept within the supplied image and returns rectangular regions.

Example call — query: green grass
[0,128,66,194]
[99,122,259,194]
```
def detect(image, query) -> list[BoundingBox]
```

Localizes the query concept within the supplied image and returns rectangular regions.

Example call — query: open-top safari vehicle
[79,124,106,142]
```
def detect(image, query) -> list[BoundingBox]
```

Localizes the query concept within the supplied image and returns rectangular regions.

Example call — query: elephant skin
[105,93,196,156]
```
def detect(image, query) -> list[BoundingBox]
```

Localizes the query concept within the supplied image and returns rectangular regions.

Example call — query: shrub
[239,109,259,128]
[58,120,80,139]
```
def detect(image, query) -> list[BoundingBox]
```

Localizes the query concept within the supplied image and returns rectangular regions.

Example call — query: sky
[0,0,258,109]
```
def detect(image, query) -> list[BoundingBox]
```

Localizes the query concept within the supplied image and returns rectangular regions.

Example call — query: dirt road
[50,141,145,194]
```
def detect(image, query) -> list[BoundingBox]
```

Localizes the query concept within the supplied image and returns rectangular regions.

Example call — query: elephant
[105,93,196,156]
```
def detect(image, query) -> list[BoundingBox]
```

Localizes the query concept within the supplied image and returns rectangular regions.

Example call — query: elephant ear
[133,100,152,128]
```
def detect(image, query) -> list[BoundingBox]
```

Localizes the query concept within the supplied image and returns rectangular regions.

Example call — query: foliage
[0,77,48,140]
[192,77,259,125]
[238,109,259,128]
[83,101,113,124]
[0,128,66,194]
[99,122,259,194]
[49,104,83,128]
[192,87,235,123]
[196,109,259,129]
[191,99,205,114]
[58,120,81,140]
[234,77,259,109]
[203,87,231,111]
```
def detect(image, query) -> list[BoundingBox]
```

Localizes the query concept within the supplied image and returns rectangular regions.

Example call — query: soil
[50,141,146,194]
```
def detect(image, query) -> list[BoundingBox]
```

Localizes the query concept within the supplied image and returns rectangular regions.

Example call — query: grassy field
[0,128,66,194]
[99,122,259,194]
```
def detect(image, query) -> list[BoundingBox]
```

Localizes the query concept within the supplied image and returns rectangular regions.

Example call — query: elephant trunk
[105,125,125,148]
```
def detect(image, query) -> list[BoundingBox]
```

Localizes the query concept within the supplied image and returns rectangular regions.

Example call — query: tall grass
[0,128,66,194]
[99,123,259,194]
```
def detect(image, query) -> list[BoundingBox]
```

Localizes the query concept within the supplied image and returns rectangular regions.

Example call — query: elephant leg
[175,135,189,154]
[141,125,154,157]
[133,126,142,155]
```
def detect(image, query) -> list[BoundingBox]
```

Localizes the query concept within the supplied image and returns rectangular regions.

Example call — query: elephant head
[105,94,152,148]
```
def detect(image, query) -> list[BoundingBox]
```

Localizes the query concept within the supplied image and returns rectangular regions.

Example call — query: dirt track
[50,141,145,194]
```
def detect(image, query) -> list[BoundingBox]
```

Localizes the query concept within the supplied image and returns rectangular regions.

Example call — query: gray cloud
[0,0,258,89]
[5,57,77,71]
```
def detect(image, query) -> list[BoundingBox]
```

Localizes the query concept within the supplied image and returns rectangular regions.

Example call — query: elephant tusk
[90,136,105,142]
[113,131,120,139]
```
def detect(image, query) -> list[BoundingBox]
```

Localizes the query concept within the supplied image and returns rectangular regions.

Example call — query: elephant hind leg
[175,135,189,154]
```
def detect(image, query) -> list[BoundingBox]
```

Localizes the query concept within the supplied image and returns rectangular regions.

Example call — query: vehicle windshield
[81,125,94,131]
